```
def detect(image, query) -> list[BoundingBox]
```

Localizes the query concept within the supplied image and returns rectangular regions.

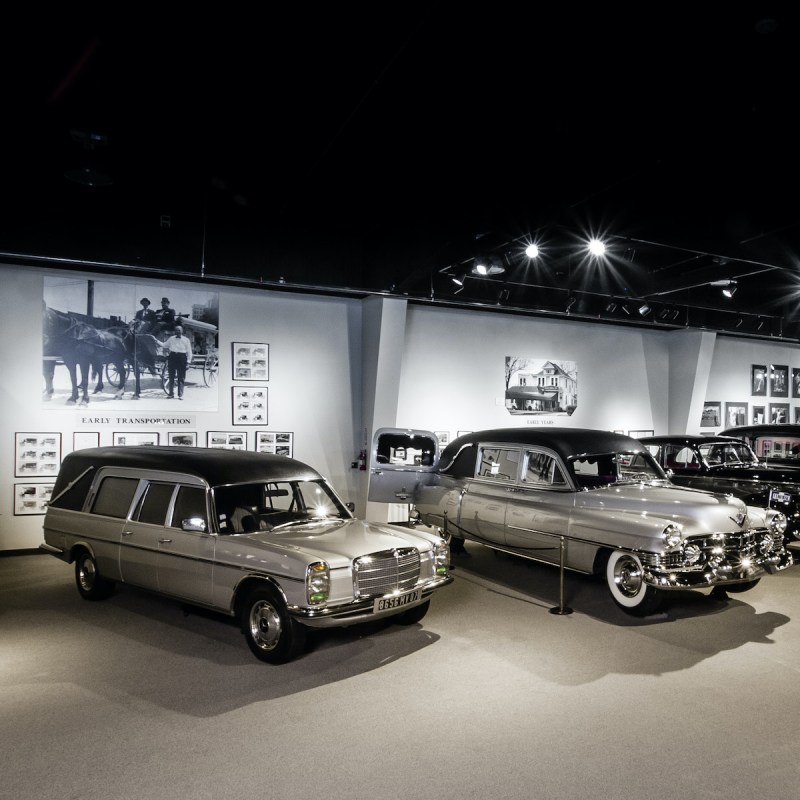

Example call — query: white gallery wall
[3,261,800,551]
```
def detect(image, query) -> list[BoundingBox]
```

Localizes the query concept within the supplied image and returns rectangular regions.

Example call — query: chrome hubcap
[613,555,643,598]
[249,600,281,651]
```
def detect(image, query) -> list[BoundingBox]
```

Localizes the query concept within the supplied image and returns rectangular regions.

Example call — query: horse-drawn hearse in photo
[43,304,218,404]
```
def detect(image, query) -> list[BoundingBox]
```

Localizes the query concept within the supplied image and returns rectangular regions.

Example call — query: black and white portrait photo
[769,364,789,398]
[43,277,219,411]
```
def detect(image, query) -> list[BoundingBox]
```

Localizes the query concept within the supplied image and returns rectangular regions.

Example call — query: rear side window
[91,477,139,519]
[477,447,520,482]
[523,450,566,486]
[135,482,177,525]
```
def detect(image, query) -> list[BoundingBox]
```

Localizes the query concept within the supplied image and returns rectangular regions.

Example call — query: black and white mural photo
[505,357,578,416]
[43,277,219,411]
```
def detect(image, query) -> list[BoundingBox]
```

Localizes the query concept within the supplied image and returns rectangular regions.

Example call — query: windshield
[214,479,350,533]
[698,441,759,467]
[569,451,664,489]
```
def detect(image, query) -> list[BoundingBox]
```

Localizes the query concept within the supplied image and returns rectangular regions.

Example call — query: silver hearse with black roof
[368,427,792,616]
[41,446,452,663]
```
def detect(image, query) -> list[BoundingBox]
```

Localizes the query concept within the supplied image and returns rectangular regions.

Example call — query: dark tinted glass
[91,477,139,518]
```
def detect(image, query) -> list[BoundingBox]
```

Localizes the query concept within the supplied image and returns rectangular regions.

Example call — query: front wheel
[241,586,306,664]
[605,550,663,616]
[725,578,761,593]
[75,551,115,601]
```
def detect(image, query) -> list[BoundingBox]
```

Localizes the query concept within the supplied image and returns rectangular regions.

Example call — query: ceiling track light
[638,303,651,316]
[451,272,466,286]
[722,280,738,298]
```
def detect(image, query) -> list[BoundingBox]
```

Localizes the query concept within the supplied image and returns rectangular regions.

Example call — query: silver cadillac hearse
[41,446,452,663]
[368,427,792,616]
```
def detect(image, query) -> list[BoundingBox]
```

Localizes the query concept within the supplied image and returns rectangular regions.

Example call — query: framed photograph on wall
[14,483,54,515]
[435,431,450,446]
[628,430,654,438]
[15,432,62,478]
[113,432,160,447]
[751,364,767,396]
[207,431,247,450]
[700,402,721,427]
[254,431,294,456]
[73,431,100,451]
[232,386,268,425]
[167,431,197,446]
[794,407,800,424]
[793,368,800,398]
[231,342,269,381]
[753,405,766,424]
[724,402,748,427]
[769,403,790,424]
[770,364,789,397]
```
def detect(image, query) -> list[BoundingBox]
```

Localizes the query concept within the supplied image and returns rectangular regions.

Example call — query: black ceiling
[3,6,800,338]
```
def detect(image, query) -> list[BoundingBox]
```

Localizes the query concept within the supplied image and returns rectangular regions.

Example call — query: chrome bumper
[289,574,454,628]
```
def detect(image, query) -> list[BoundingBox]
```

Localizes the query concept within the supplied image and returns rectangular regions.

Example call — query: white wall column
[667,329,717,433]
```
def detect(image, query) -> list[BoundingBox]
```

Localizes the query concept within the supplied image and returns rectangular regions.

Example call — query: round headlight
[769,511,787,535]
[662,523,683,549]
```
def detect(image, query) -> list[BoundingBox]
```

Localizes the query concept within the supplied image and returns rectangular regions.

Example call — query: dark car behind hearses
[640,434,800,540]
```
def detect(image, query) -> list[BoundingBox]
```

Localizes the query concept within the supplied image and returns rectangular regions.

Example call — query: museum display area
[5,259,800,551]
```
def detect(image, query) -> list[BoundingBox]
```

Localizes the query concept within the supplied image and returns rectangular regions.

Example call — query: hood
[705,464,800,485]
[236,518,440,569]
[576,482,751,532]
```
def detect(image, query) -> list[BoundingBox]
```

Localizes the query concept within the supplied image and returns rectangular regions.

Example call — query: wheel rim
[611,553,644,599]
[78,558,96,592]
[248,599,282,651]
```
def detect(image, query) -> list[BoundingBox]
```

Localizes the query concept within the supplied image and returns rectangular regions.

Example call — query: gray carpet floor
[3,544,800,800]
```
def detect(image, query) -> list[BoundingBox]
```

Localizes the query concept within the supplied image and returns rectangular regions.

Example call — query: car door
[456,444,522,546]
[504,447,574,564]
[367,427,440,503]
[156,484,215,606]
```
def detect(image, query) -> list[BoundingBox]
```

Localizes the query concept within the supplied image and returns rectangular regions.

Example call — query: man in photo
[165,325,193,399]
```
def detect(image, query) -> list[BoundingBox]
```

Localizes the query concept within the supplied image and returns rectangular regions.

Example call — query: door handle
[122,530,133,536]
[158,538,173,544]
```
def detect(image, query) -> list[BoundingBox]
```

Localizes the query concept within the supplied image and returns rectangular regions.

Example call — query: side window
[442,444,478,478]
[523,450,566,486]
[135,482,177,525]
[170,486,208,530]
[91,476,139,519]
[48,468,96,511]
[477,447,519,482]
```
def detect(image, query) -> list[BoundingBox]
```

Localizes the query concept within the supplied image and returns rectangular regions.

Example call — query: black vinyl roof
[53,446,322,493]
[439,427,646,466]
[720,425,800,439]
[639,435,743,445]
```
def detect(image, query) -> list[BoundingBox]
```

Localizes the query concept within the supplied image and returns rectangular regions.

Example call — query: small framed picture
[14,483,54,515]
[231,342,269,381]
[207,431,247,450]
[700,402,721,427]
[793,369,800,398]
[254,431,294,456]
[113,432,160,447]
[794,407,800,424]
[751,364,767,396]
[753,405,766,424]
[232,386,268,425]
[15,432,62,478]
[73,431,100,451]
[770,364,789,397]
[167,431,197,446]
[724,402,748,427]
[628,430,654,438]
[769,403,790,424]
[435,431,450,446]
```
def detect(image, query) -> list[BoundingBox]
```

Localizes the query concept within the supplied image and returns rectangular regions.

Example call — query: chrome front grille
[353,548,421,598]
[640,528,782,571]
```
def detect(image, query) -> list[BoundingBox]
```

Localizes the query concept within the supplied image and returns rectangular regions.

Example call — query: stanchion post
[549,535,573,615]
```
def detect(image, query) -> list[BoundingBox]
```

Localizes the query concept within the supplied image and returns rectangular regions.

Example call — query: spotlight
[638,303,651,316]
[757,317,765,331]
[451,272,466,286]
[722,280,738,298]
[525,243,540,259]
[587,238,606,257]
[497,288,510,304]
[605,302,617,313]
[566,295,576,313]
[621,305,630,315]
[472,255,505,276]
[735,316,744,328]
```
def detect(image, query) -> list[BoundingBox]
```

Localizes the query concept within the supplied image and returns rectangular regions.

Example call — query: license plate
[772,491,791,504]
[374,589,420,612]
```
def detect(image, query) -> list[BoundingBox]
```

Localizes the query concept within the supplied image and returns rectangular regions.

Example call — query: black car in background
[640,434,800,540]
[719,424,800,467]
